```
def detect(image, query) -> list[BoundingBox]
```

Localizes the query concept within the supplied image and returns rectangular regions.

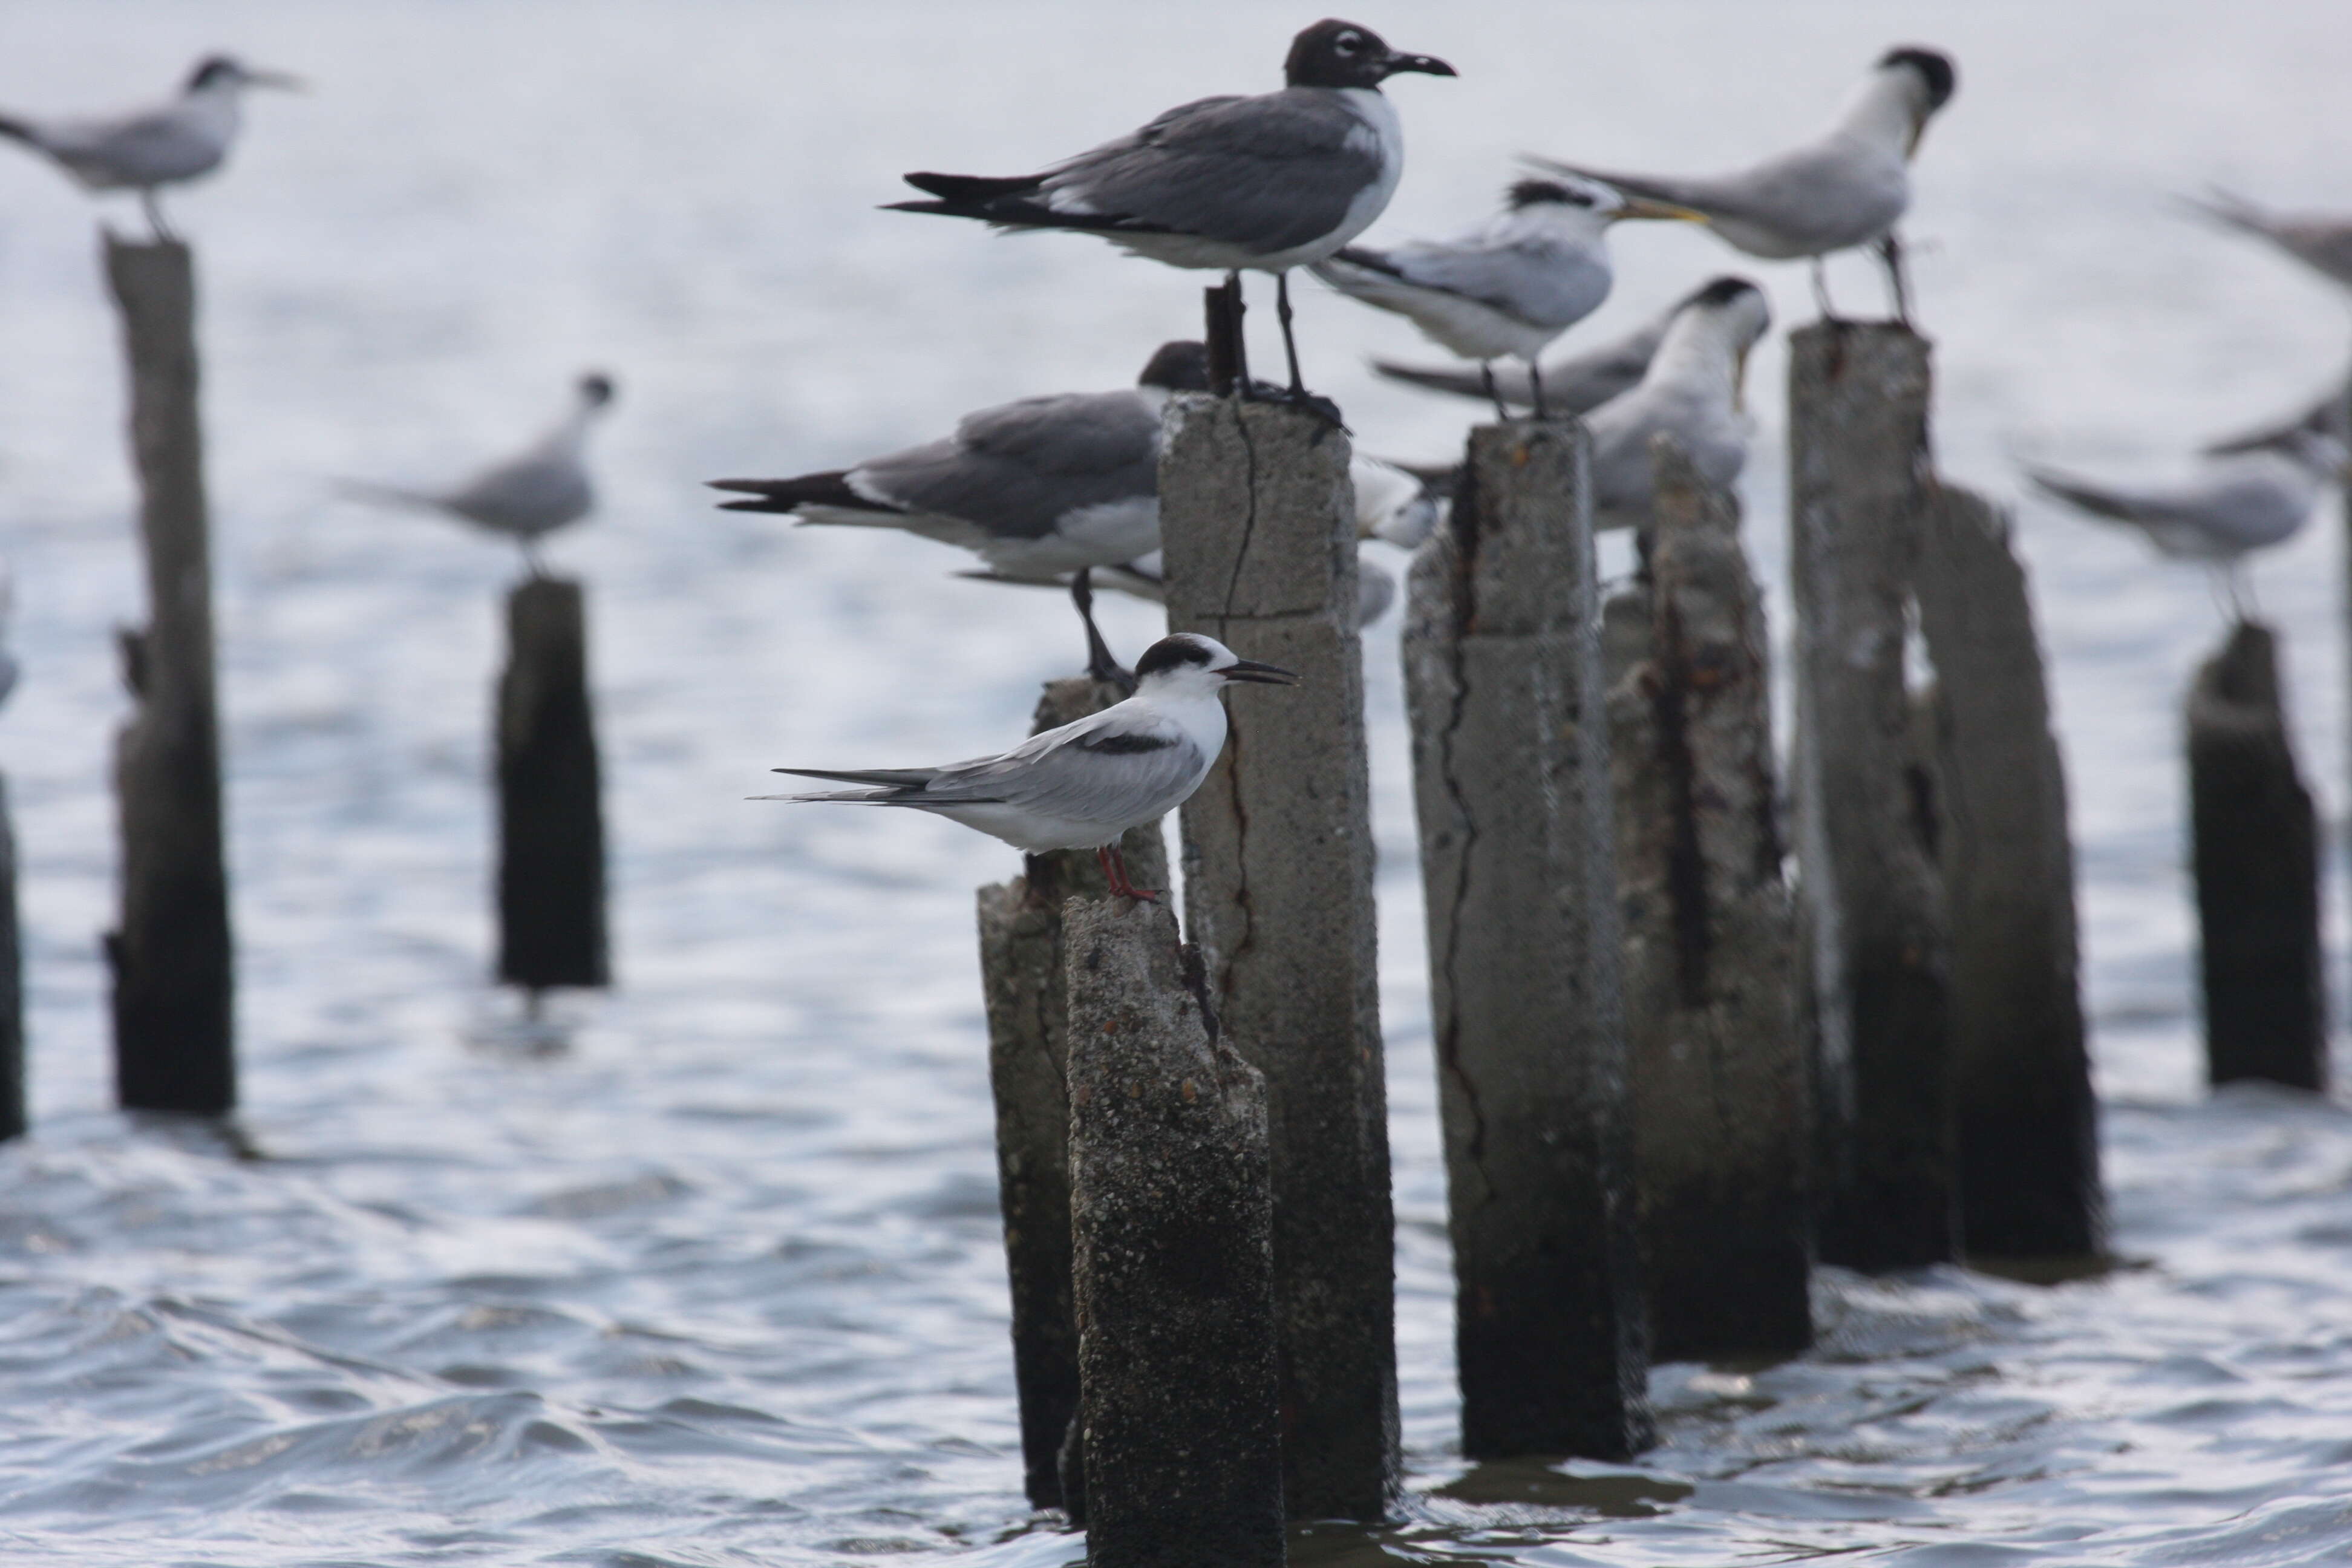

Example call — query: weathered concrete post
[976,676,1169,1514]
[497,577,609,998]
[1787,322,1957,1269]
[1606,437,1809,1359]
[1913,486,2104,1258]
[1402,420,1652,1458]
[1065,897,1282,1568]
[2187,621,2325,1090]
[0,774,21,1142]
[103,236,234,1115]
[1160,398,1397,1517]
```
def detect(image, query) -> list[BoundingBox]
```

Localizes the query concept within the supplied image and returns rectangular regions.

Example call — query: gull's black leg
[1530,362,1550,422]
[1276,271,1306,396]
[1811,256,1838,322]
[1206,272,1250,395]
[1073,568,1133,692]
[1481,363,1507,422]
[1878,232,1914,327]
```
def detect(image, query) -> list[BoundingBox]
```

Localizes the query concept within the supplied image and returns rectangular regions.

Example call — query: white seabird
[1529,46,1956,321]
[341,373,615,577]
[1371,287,1685,414]
[2184,188,2352,294]
[0,55,301,239]
[1583,277,1772,531]
[1313,175,1698,417]
[763,632,1296,900]
[885,18,1454,397]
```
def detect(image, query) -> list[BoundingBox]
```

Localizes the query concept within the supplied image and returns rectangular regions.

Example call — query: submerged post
[497,577,608,995]
[1402,420,1652,1457]
[1913,486,2103,1258]
[1787,322,1956,1269]
[2187,621,2325,1089]
[1065,897,1282,1568]
[1607,438,1809,1359]
[0,774,21,1143]
[1160,398,1397,1517]
[103,235,234,1114]
[976,676,1169,1514]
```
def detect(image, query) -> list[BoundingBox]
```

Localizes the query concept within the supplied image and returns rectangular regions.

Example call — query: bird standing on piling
[1313,175,1700,419]
[2184,189,2352,295]
[1371,286,1687,414]
[0,56,301,240]
[341,373,616,578]
[884,19,1455,402]
[1580,277,1772,530]
[1527,46,1956,322]
[762,633,1296,901]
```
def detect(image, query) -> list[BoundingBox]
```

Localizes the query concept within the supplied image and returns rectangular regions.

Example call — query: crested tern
[1370,287,1685,413]
[0,55,301,240]
[2185,188,2352,294]
[341,373,615,577]
[1583,277,1771,530]
[1529,46,1956,322]
[763,632,1296,900]
[885,19,1454,399]
[1313,175,1698,417]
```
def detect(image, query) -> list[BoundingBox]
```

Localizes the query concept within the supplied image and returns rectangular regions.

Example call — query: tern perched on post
[763,633,1296,901]
[1312,175,1699,418]
[884,19,1454,401]
[1371,287,1686,414]
[341,373,615,577]
[0,56,301,240]
[1529,46,1956,322]
[1580,278,1772,530]
[2184,189,2352,295]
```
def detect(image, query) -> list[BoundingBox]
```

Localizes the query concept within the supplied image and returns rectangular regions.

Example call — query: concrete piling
[1065,897,1282,1568]
[975,676,1169,1513]
[1401,420,1653,1459]
[1606,437,1809,1359]
[497,577,609,995]
[1913,486,2104,1258]
[1786,322,1958,1269]
[1159,397,1398,1517]
[2187,622,2325,1090]
[102,235,235,1115]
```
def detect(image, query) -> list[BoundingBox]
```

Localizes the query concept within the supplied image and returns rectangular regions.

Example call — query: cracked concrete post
[976,676,1170,1514]
[497,578,609,994]
[2187,621,2325,1090]
[1401,419,1652,1460]
[1913,486,2104,1258]
[1066,897,1282,1568]
[103,235,235,1115]
[1606,437,1809,1360]
[1160,396,1396,1518]
[1788,322,1958,1270]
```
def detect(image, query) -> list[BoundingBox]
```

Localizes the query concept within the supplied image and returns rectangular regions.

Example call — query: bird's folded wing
[858,403,1157,542]
[443,448,590,528]
[1526,155,1792,227]
[954,391,1160,476]
[1048,90,1378,253]
[926,711,1202,823]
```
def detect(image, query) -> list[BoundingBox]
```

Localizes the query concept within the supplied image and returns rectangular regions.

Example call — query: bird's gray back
[918,708,1209,825]
[42,102,233,186]
[859,391,1160,540]
[443,447,593,537]
[1376,235,1612,328]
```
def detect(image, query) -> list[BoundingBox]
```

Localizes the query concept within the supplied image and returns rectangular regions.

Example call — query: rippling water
[3,2,2351,1562]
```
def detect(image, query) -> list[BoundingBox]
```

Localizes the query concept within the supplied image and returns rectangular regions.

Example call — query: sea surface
[3,2,2352,1563]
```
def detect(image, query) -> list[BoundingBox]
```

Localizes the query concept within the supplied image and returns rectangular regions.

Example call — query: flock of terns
[0,23,2347,886]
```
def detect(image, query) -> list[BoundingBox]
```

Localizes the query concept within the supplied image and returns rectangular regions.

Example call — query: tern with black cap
[886,19,1455,401]
[1579,277,1772,532]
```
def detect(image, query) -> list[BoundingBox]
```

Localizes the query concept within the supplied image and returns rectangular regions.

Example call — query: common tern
[886,19,1454,400]
[2185,188,2352,294]
[1529,46,1956,322]
[341,373,615,577]
[0,55,301,240]
[1313,175,1697,418]
[762,632,1296,900]
[1583,277,1771,530]
[1370,287,1684,413]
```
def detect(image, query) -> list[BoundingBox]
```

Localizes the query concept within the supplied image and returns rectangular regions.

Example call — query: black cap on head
[578,372,616,406]
[1507,178,1593,211]
[1690,276,1762,309]
[1285,19,1456,90]
[1133,634,1220,680]
[186,55,243,90]
[1138,341,1211,393]
[1878,46,1956,112]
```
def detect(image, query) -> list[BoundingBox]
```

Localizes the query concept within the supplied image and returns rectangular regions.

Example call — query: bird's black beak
[1221,659,1299,685]
[1380,51,1457,79]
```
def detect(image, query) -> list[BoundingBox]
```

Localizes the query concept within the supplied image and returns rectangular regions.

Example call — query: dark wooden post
[976,676,1169,1514]
[103,235,234,1114]
[1401,420,1653,1458]
[497,577,608,993]
[2188,621,2325,1089]
[1608,437,1809,1359]
[1787,322,1957,1269]
[1066,897,1282,1568]
[1160,397,1398,1518]
[0,774,21,1142]
[1913,486,2103,1258]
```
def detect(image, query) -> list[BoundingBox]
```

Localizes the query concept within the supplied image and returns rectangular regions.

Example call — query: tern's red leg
[1096,844,1160,903]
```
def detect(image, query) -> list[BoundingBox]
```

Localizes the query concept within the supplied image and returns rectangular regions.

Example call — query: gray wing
[1375,301,1667,410]
[44,103,224,185]
[1045,89,1379,253]
[2025,460,2313,555]
[923,709,1206,822]
[1531,143,1903,251]
[442,446,592,534]
[856,391,1159,541]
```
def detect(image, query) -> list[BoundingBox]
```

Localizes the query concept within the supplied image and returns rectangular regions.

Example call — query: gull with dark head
[1528,46,1956,321]
[763,633,1296,901]
[1313,174,1699,418]
[1581,278,1771,530]
[0,54,301,239]
[885,19,1455,400]
[341,373,615,577]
